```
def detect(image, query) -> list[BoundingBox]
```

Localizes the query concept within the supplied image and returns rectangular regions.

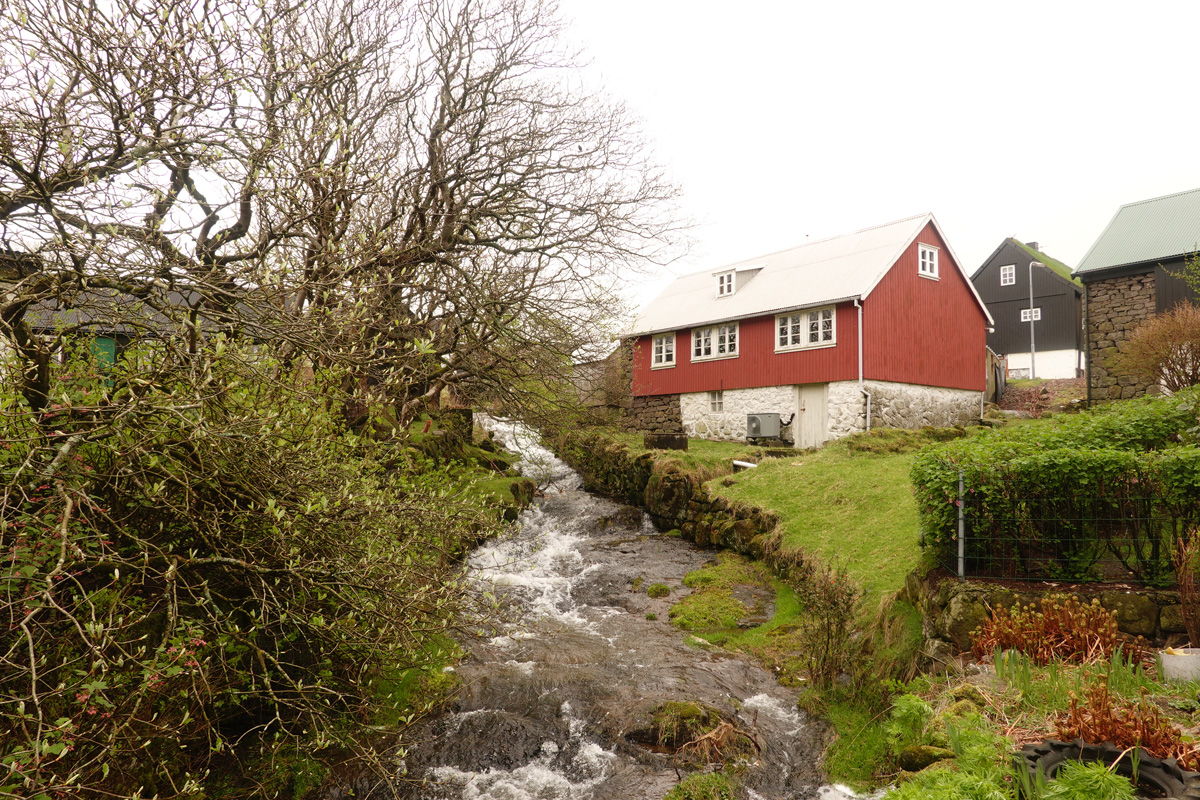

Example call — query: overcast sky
[557,0,1200,311]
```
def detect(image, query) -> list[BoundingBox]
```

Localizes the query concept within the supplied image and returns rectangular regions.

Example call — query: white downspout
[854,297,871,432]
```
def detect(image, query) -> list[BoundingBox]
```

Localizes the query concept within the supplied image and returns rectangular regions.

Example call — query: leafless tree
[1,0,679,794]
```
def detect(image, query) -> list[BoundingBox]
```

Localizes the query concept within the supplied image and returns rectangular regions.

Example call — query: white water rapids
[389,418,876,800]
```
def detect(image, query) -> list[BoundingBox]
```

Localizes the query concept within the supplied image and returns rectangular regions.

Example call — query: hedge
[910,389,1200,583]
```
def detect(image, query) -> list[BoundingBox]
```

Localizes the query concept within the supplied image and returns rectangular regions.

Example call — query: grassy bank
[713,429,954,603]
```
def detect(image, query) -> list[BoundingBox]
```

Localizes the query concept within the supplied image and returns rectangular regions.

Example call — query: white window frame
[715,271,735,298]
[651,332,676,369]
[776,306,836,352]
[1000,264,1015,286]
[918,244,939,279]
[1020,308,1042,322]
[691,323,739,361]
[709,390,724,412]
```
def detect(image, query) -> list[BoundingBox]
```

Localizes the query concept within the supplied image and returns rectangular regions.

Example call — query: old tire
[1019,739,1200,799]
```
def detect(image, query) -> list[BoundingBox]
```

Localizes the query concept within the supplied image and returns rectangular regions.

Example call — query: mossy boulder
[934,592,990,651]
[949,684,988,709]
[897,745,957,772]
[1100,591,1159,637]
[1160,603,1187,635]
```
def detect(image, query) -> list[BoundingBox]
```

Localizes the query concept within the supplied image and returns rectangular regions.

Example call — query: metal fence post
[957,470,965,581]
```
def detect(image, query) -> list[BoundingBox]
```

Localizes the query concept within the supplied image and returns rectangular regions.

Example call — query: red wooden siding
[632,304,859,396]
[630,221,988,397]
[862,222,987,391]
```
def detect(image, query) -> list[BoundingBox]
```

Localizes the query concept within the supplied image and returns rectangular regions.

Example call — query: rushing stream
[392,420,868,800]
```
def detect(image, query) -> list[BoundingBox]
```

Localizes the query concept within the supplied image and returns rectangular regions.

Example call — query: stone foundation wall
[625,393,683,433]
[679,385,796,442]
[829,380,979,439]
[1085,272,1156,401]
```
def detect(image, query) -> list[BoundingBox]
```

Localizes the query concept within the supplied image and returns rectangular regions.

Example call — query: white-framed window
[1020,308,1042,322]
[918,244,939,279]
[692,323,738,360]
[1000,265,1015,286]
[776,306,836,351]
[651,333,675,368]
[709,390,724,412]
[716,271,735,297]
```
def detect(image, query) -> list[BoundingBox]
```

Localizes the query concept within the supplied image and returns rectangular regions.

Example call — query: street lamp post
[1029,261,1045,379]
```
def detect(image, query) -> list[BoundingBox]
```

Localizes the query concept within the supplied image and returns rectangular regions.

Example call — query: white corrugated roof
[628,213,988,335]
[1076,187,1200,274]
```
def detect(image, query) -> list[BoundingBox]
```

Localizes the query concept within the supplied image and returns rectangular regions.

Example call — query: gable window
[651,333,675,368]
[776,306,836,351]
[691,323,738,360]
[1000,265,1015,286]
[918,244,939,279]
[709,390,724,412]
[1020,308,1042,322]
[716,271,735,297]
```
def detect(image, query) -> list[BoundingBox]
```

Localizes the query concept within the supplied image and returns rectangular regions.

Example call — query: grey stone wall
[828,380,980,439]
[903,573,1188,654]
[1086,272,1156,400]
[625,393,683,433]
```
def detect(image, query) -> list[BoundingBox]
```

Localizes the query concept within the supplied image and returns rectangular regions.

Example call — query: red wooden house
[625,213,992,447]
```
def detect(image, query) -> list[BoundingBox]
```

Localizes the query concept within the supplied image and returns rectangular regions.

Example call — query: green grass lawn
[712,437,924,604]
[597,428,767,480]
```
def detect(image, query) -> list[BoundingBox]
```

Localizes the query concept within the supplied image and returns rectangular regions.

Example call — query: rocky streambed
[388,420,864,800]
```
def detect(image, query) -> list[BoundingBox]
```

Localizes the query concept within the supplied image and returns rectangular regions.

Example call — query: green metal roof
[1012,239,1080,286]
[1076,187,1200,275]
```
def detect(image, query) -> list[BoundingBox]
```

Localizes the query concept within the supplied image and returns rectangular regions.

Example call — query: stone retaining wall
[902,571,1186,662]
[551,428,780,559]
[625,393,683,433]
[1085,272,1156,401]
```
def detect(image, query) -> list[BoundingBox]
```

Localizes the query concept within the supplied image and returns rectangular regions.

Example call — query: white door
[794,383,828,449]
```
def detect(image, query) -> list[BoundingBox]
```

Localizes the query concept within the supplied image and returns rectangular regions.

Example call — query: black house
[971,239,1082,380]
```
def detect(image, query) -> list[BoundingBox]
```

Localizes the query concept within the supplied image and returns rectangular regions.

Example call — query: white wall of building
[680,385,796,442]
[681,380,982,445]
[1004,349,1081,380]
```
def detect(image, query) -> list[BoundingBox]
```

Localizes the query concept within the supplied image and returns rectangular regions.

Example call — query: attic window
[1000,265,1015,286]
[716,271,735,297]
[918,244,939,279]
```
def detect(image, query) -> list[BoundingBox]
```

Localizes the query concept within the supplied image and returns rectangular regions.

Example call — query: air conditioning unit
[747,413,781,439]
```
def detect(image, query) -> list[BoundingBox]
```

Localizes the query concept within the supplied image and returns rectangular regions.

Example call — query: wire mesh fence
[934,487,1200,586]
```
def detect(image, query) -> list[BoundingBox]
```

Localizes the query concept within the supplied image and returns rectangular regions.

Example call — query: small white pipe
[732,460,758,470]
[854,298,872,432]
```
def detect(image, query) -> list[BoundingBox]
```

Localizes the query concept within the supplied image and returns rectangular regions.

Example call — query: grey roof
[1076,187,1200,275]
[25,287,251,336]
[628,213,992,336]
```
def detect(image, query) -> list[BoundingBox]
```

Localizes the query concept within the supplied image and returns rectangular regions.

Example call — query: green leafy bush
[0,343,498,797]
[910,390,1200,582]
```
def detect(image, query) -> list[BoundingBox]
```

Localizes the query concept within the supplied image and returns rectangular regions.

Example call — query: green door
[92,336,117,371]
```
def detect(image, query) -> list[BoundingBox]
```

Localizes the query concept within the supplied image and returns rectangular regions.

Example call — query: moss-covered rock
[1100,591,1159,637]
[897,745,957,772]
[934,592,990,651]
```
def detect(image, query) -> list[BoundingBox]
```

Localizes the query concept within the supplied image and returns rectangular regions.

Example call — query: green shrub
[647,582,672,598]
[0,343,498,797]
[910,390,1200,582]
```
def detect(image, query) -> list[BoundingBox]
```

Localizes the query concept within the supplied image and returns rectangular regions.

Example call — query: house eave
[1076,257,1180,283]
[624,295,863,339]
